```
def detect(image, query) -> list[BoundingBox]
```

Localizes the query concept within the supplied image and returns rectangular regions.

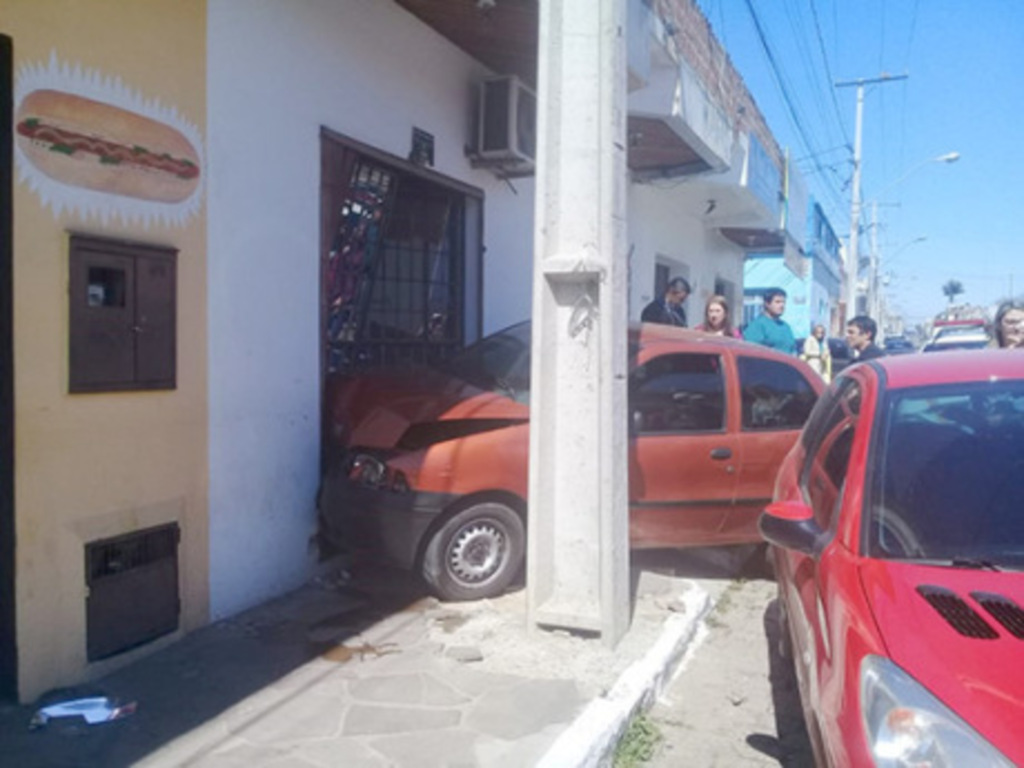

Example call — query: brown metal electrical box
[69,235,177,393]
[85,524,180,662]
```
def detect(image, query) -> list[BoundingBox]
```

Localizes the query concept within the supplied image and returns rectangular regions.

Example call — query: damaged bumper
[317,456,456,571]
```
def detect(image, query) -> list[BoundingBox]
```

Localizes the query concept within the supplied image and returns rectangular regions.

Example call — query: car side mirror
[758,500,827,557]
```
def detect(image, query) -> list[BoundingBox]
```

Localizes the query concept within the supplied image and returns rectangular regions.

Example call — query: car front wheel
[421,500,525,602]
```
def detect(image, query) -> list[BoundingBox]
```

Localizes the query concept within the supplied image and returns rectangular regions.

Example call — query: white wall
[628,180,746,324]
[206,0,533,617]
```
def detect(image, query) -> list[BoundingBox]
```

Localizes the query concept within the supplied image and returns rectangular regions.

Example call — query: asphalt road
[631,548,815,768]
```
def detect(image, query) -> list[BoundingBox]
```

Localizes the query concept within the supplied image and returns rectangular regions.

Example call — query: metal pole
[836,74,908,322]
[845,84,864,320]
[870,201,880,323]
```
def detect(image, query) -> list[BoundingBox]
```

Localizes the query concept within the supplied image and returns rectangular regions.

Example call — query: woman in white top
[801,324,832,382]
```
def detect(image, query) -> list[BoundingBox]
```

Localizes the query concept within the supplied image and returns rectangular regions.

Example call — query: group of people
[641,278,1022,383]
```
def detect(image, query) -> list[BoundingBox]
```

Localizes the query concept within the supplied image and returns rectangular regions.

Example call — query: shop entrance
[319,129,483,457]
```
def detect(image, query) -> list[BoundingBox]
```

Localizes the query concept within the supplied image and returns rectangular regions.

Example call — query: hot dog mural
[14,52,204,226]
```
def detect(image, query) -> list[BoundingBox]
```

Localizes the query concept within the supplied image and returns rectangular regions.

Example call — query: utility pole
[869,201,880,326]
[836,74,907,322]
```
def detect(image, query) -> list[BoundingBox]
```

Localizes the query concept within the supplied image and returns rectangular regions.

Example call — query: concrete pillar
[526,0,630,644]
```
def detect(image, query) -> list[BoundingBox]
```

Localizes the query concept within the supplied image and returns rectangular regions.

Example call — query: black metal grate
[972,592,1024,640]
[916,585,998,640]
[87,524,178,584]
[324,158,465,376]
[86,524,180,661]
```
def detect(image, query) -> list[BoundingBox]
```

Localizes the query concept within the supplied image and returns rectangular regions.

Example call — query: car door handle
[710,447,732,460]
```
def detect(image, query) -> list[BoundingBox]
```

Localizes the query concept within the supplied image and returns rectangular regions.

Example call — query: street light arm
[874,152,960,200]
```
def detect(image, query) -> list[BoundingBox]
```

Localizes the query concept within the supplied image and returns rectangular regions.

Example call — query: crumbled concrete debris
[446,646,484,663]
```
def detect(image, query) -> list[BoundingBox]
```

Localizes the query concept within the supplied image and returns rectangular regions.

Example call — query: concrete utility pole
[527,0,630,643]
[836,74,907,322]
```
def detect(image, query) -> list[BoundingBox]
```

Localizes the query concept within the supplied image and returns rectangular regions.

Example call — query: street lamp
[866,152,959,322]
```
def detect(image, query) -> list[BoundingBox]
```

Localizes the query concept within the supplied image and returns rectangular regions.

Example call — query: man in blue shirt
[743,288,797,354]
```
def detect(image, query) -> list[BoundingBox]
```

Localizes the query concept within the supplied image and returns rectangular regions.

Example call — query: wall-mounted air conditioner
[471,75,536,177]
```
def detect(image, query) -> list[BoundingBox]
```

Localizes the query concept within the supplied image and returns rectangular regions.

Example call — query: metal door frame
[1,33,18,701]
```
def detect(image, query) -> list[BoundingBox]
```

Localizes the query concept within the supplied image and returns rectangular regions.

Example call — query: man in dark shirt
[641,277,690,327]
[846,315,886,361]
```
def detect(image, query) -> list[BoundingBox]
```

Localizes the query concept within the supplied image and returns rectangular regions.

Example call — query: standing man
[743,288,797,354]
[846,315,885,360]
[641,277,690,327]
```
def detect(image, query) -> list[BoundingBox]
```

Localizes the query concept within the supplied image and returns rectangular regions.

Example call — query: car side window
[801,381,862,529]
[629,353,725,434]
[737,356,818,431]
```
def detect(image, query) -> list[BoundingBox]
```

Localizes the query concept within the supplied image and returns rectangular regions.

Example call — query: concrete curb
[536,585,713,768]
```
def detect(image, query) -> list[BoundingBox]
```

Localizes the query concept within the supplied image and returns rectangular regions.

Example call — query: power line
[808,0,852,150]
[741,0,849,223]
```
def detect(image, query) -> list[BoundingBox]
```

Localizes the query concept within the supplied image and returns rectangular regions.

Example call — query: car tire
[421,500,525,602]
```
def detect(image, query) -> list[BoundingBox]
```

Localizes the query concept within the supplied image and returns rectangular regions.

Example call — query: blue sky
[696,0,1024,325]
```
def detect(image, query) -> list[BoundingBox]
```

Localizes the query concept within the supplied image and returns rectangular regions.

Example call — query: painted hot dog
[15,89,200,203]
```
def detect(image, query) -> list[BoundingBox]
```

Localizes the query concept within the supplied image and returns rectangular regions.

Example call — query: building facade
[2,0,803,701]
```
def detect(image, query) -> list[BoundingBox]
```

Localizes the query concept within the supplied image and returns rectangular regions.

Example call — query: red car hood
[329,369,528,450]
[859,559,1024,762]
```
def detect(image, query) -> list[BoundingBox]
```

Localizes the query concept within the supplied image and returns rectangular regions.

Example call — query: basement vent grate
[916,585,998,640]
[85,523,180,661]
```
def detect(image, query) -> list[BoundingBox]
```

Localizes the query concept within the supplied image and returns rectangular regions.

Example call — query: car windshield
[868,380,1024,568]
[438,321,531,401]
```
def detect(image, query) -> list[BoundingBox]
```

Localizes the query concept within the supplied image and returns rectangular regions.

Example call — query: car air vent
[971,592,1024,640]
[916,586,998,640]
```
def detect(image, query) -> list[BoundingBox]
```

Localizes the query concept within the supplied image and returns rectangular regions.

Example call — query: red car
[760,350,1024,766]
[319,321,822,601]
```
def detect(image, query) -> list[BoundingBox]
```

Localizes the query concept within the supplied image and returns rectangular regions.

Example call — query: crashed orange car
[318,321,823,600]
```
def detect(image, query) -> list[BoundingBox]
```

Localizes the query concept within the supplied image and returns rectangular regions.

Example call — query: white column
[526,0,630,643]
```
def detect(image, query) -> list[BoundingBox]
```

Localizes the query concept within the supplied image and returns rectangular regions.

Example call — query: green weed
[614,713,663,767]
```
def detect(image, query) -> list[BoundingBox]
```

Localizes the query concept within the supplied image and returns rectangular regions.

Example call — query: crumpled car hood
[330,368,528,450]
[859,559,1024,764]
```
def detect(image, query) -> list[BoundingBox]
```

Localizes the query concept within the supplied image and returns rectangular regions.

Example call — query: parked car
[827,337,854,375]
[882,335,917,354]
[760,350,1023,767]
[319,321,824,600]
[922,327,991,352]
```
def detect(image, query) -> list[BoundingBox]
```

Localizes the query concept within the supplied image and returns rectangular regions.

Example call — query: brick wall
[656,0,783,169]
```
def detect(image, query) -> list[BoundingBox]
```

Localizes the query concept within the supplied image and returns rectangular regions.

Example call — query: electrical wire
[808,0,852,149]
[742,0,850,225]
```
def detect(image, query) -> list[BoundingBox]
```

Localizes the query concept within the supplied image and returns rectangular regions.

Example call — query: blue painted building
[742,197,842,339]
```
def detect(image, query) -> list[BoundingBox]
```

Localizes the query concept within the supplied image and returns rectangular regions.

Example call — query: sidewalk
[0,555,719,768]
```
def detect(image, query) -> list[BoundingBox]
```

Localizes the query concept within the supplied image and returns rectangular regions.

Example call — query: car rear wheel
[421,501,525,602]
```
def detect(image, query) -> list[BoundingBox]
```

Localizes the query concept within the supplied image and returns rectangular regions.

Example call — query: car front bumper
[317,461,457,571]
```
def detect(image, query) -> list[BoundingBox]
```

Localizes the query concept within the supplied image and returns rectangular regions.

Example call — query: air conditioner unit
[473,75,536,176]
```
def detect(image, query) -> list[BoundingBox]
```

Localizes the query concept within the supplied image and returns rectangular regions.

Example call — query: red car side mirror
[763,500,814,521]
[759,501,826,557]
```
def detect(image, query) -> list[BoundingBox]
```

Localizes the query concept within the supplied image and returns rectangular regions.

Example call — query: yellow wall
[6,0,208,701]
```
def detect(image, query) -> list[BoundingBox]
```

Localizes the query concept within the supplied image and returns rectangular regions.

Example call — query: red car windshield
[438,321,531,400]
[868,380,1024,568]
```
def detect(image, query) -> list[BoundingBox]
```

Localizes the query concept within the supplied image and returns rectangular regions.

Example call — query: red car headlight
[860,655,1014,767]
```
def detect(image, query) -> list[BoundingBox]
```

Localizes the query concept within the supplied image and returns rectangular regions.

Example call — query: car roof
[864,349,1022,389]
[634,322,794,360]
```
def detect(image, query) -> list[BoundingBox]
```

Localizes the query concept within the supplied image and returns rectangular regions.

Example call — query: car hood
[331,368,528,450]
[859,559,1024,763]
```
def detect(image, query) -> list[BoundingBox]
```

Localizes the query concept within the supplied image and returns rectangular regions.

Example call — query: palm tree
[942,279,964,306]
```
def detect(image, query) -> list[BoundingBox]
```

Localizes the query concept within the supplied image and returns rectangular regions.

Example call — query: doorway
[319,129,483,460]
[1,33,18,701]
